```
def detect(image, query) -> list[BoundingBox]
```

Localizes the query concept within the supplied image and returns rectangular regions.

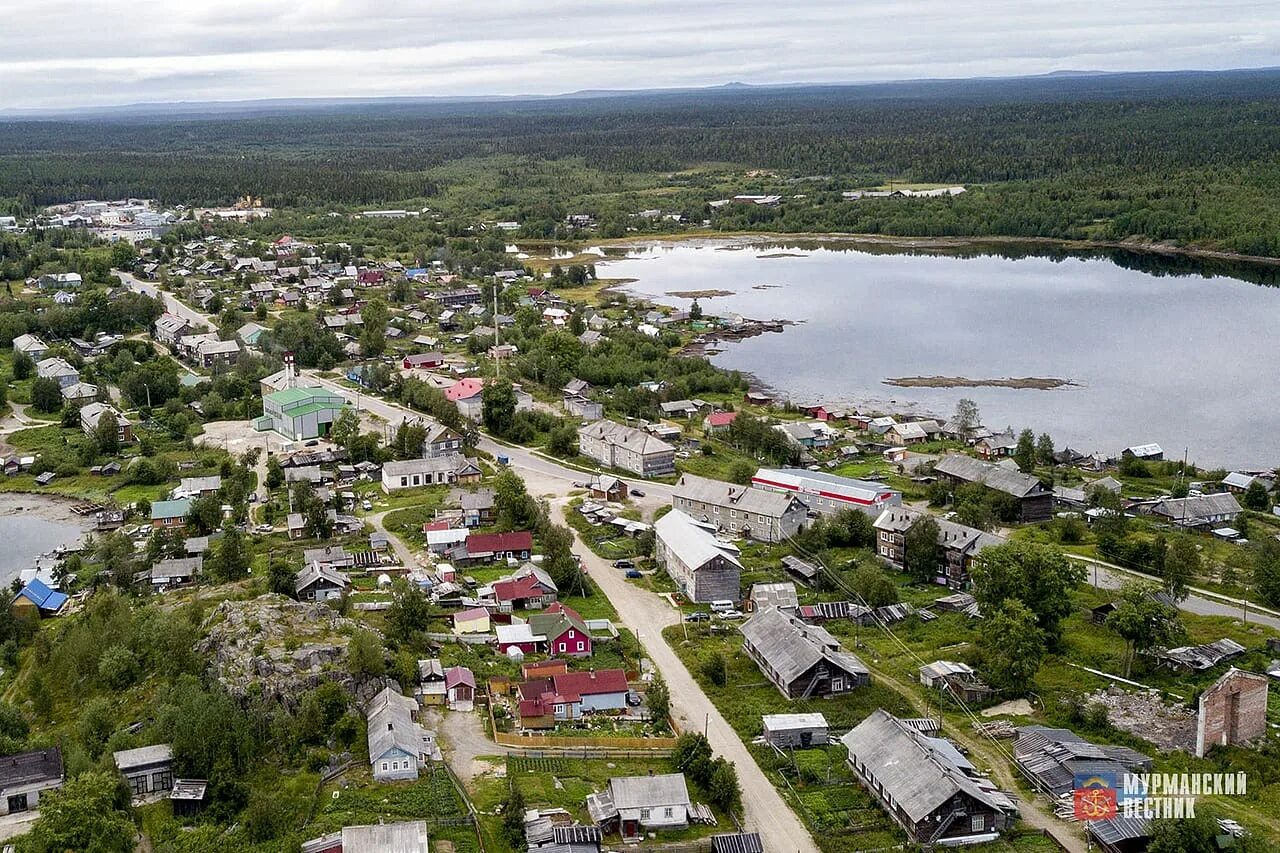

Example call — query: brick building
[1196,668,1269,757]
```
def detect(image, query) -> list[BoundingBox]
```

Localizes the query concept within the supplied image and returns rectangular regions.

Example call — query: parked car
[255,524,274,534]
[630,488,645,497]
[685,611,711,622]
[361,499,373,511]
[305,439,319,447]
[625,569,642,579]
[613,559,635,569]
[716,609,744,620]
[626,691,642,707]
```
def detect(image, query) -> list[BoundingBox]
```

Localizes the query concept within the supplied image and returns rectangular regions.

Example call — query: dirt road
[547,497,819,853]
[291,371,819,850]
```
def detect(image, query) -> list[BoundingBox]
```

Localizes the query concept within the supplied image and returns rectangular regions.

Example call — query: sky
[2,0,1278,111]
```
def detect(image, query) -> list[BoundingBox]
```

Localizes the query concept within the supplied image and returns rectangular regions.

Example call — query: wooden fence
[505,746,677,760]
[493,729,679,750]
[488,698,680,750]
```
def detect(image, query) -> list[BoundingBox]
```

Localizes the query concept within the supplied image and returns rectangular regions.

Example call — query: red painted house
[402,352,445,370]
[357,270,385,286]
[464,530,534,564]
[529,603,592,658]
[492,573,556,611]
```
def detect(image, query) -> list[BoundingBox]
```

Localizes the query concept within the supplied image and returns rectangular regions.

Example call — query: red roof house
[516,667,629,723]
[464,531,533,563]
[446,378,486,402]
[445,666,476,708]
[703,411,739,433]
[492,573,557,610]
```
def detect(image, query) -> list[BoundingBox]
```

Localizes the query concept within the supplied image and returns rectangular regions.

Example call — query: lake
[599,239,1280,468]
[0,512,88,587]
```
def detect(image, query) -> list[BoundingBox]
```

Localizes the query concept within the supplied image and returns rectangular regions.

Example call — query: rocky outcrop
[198,594,390,708]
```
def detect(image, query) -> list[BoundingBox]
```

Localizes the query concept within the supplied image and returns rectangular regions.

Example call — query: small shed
[170,779,207,817]
[445,666,476,710]
[113,744,174,796]
[761,712,829,749]
[781,555,819,587]
[749,582,799,613]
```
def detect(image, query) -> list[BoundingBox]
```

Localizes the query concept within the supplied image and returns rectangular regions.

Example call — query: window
[400,476,408,487]
[381,761,389,772]
[559,643,566,652]
[664,807,674,817]
[576,641,585,651]
[832,678,844,691]
[639,808,650,820]
[971,814,986,832]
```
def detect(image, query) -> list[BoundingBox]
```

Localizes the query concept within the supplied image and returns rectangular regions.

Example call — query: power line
[779,529,1026,774]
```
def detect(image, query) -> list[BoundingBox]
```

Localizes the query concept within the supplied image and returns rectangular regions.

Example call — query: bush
[97,645,139,689]
[700,652,728,687]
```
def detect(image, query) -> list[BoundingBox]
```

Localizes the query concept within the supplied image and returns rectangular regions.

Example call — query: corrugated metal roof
[655,509,742,571]
[842,709,1015,824]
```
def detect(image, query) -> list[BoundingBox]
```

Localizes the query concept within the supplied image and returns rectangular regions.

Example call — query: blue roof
[17,579,68,612]
[406,268,428,277]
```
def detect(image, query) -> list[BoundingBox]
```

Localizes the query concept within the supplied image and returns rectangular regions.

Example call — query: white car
[716,609,745,620]
[255,524,274,534]
[362,500,373,511]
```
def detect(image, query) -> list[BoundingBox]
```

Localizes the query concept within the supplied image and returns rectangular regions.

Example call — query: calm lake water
[0,515,87,586]
[600,240,1280,468]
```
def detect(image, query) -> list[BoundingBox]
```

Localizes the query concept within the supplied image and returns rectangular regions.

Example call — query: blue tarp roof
[17,578,67,612]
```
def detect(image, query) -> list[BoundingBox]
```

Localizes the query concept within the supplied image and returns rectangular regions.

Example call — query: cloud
[0,0,1276,109]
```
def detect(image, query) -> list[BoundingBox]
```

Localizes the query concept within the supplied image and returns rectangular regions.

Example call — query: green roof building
[255,386,350,441]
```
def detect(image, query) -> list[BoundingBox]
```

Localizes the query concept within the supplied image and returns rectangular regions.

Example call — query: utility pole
[493,284,501,379]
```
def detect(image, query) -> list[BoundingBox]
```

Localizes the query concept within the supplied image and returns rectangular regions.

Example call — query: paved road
[116,270,215,328]
[1072,555,1280,632]
[303,371,677,505]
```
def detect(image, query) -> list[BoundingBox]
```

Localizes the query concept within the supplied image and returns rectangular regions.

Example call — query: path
[1071,554,1280,632]
[427,705,511,782]
[366,507,423,572]
[0,402,37,439]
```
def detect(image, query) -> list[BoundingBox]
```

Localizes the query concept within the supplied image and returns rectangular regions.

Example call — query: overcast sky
[3,0,1277,110]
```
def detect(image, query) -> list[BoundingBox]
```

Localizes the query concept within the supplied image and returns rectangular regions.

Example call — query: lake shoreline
[0,492,95,526]
[598,238,1280,468]
[583,231,1280,271]
[0,494,94,585]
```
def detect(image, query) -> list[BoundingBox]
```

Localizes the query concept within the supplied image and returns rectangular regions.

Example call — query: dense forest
[3,69,1280,255]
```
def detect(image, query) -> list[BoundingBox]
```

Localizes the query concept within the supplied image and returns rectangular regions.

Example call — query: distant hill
[3,66,1278,122]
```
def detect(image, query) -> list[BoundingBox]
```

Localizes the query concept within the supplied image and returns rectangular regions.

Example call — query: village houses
[577,419,676,477]
[672,473,809,543]
[653,508,742,603]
